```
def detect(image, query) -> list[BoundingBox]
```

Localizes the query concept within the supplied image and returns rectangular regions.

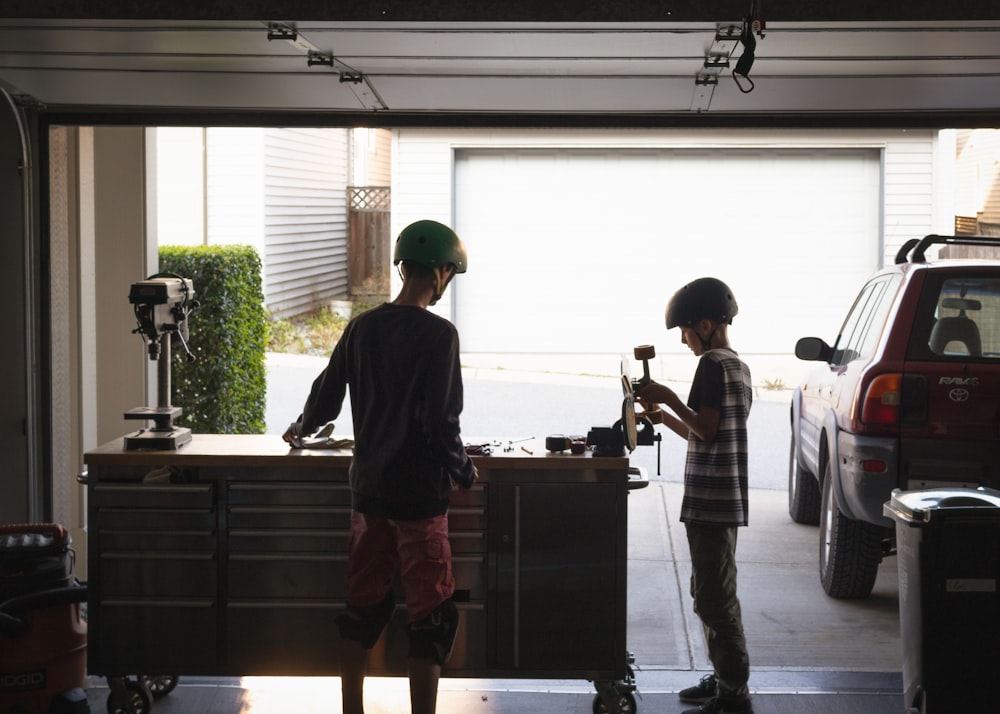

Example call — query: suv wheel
[788,433,820,525]
[818,459,882,598]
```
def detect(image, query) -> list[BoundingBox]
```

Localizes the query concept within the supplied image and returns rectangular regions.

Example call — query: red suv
[789,233,1000,598]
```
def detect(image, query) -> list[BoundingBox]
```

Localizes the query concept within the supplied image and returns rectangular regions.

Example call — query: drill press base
[123,427,192,451]
[123,406,191,450]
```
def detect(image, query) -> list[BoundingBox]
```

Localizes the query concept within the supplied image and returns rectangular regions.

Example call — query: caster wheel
[107,679,153,714]
[592,690,637,714]
[139,675,178,699]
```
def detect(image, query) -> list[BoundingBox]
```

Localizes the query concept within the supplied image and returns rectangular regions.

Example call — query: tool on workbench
[630,344,663,425]
[122,273,199,450]
[622,348,664,473]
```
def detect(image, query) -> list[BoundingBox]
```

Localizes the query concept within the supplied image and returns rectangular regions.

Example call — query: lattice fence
[349,186,391,212]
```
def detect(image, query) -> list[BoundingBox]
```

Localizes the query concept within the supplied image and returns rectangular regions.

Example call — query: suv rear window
[906,273,1000,360]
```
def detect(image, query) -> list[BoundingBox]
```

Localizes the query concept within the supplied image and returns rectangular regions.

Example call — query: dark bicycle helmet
[393,220,468,273]
[665,277,739,329]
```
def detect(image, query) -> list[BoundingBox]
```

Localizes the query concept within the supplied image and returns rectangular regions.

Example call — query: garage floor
[83,484,905,713]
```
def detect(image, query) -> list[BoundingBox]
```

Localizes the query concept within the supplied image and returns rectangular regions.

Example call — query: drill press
[123,274,197,450]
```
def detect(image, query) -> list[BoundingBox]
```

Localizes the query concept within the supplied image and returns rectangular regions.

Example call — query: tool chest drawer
[228,552,347,598]
[97,599,217,672]
[93,483,217,532]
[222,602,487,674]
[92,483,214,509]
[228,528,347,553]
[447,504,487,532]
[445,485,488,552]
[96,508,216,531]
[99,551,217,597]
[227,482,352,506]
[98,529,216,552]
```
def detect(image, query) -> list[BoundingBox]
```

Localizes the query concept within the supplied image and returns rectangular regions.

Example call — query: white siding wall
[262,128,350,318]
[157,127,350,318]
[351,127,392,186]
[369,129,393,186]
[883,133,939,259]
[154,127,209,246]
[207,127,266,253]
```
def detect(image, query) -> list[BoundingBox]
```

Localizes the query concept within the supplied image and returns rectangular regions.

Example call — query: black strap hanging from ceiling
[734,0,765,94]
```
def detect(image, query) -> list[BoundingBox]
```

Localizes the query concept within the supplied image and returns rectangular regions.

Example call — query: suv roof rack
[894,233,1000,265]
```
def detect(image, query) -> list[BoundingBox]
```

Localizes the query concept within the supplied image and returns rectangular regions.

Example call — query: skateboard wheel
[633,344,656,360]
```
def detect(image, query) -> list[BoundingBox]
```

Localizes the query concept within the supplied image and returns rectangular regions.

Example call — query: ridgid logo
[0,670,46,690]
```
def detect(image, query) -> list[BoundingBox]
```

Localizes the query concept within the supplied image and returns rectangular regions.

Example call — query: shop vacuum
[0,524,89,714]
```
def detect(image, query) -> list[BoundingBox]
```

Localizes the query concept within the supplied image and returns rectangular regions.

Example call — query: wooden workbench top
[84,433,630,471]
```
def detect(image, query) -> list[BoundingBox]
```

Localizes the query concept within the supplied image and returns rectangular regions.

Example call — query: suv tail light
[861,373,902,425]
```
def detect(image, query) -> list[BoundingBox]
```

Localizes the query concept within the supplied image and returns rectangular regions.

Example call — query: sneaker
[682,696,754,714]
[678,674,718,703]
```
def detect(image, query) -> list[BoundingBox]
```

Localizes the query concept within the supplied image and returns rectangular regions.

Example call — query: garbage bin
[884,487,1000,714]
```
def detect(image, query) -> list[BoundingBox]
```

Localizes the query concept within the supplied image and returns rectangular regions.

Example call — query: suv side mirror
[795,336,834,362]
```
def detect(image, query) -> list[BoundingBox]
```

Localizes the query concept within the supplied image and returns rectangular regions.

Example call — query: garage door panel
[455,148,880,355]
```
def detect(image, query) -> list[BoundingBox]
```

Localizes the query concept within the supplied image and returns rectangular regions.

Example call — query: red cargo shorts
[345,511,455,623]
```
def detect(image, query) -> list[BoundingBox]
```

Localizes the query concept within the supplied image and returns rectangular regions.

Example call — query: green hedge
[159,244,267,434]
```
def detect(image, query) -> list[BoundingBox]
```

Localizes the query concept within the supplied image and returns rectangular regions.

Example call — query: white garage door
[453,148,881,357]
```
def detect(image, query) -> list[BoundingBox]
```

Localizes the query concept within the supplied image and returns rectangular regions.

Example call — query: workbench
[84,434,642,710]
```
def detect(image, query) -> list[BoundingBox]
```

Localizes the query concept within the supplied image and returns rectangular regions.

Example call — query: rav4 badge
[939,377,980,385]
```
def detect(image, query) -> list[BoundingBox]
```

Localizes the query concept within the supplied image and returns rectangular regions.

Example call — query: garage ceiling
[1,2,999,126]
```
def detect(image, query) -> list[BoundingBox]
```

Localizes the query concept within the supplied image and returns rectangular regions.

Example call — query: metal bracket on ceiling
[266,22,297,42]
[265,21,388,111]
[690,23,741,113]
[307,51,334,67]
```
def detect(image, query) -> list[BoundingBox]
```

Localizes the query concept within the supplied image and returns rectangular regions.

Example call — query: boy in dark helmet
[283,219,477,714]
[635,277,753,714]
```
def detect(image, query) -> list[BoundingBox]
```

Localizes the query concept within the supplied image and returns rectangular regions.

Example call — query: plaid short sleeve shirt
[680,348,753,526]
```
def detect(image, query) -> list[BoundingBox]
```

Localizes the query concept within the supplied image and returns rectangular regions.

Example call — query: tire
[140,675,178,699]
[592,690,637,714]
[788,432,821,525]
[106,680,153,714]
[818,459,882,599]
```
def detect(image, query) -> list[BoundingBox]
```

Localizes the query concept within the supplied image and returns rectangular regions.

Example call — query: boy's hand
[283,421,305,449]
[635,380,675,405]
[452,464,479,490]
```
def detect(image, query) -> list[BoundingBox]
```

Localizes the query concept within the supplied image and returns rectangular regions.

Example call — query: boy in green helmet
[284,219,477,714]
[635,277,754,714]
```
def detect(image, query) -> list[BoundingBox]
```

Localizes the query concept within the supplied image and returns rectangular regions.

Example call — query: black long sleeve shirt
[299,303,474,519]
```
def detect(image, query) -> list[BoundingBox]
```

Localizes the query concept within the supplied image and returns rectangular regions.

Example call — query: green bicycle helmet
[393,220,468,273]
[665,277,738,329]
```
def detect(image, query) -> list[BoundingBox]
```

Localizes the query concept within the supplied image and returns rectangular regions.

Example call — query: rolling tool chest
[84,434,644,713]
